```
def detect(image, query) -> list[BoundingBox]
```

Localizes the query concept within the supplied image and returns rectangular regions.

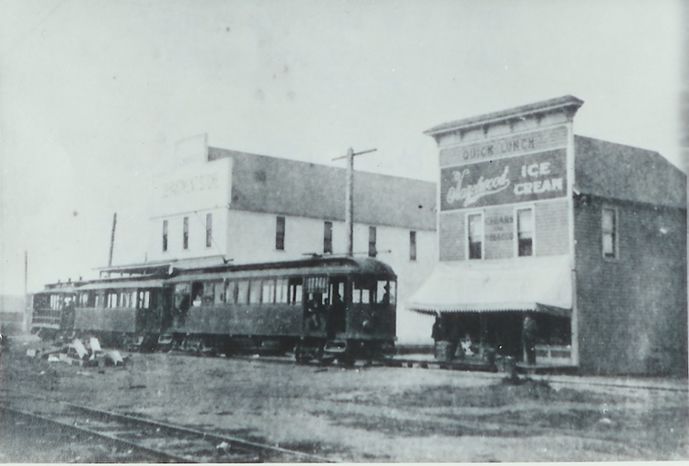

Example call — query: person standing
[522,314,538,365]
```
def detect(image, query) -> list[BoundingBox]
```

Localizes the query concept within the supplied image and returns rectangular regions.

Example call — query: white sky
[0,0,685,294]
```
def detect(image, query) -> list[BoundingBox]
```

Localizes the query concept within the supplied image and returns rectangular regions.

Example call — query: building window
[205,213,213,248]
[183,217,189,250]
[275,216,285,250]
[368,226,377,257]
[516,208,534,257]
[162,220,168,252]
[409,231,417,261]
[323,221,333,254]
[467,213,483,260]
[602,207,617,259]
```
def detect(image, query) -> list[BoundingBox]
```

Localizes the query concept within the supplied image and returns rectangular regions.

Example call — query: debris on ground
[23,336,127,369]
[105,350,124,366]
[70,339,88,360]
[216,441,231,454]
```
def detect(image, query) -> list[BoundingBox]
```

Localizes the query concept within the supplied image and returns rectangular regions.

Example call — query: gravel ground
[1,336,688,462]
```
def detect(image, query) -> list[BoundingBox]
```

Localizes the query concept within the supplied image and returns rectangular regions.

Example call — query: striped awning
[408,255,572,318]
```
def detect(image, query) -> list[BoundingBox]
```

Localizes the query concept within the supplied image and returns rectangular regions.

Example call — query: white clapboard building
[135,136,437,344]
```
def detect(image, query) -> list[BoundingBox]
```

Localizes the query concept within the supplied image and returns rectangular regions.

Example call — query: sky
[0,0,686,295]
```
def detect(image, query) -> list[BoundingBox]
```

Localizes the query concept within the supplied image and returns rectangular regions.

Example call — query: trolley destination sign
[440,149,567,210]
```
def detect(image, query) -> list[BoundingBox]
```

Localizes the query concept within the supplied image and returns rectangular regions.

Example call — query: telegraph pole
[108,212,117,267]
[332,147,377,256]
[24,250,28,333]
[24,250,28,298]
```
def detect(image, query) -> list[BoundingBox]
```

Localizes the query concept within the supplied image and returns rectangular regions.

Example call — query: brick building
[409,96,687,375]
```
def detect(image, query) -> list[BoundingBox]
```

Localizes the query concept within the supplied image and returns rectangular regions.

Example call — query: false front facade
[410,96,687,375]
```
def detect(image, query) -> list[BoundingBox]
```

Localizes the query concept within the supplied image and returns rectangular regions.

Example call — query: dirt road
[1,341,687,462]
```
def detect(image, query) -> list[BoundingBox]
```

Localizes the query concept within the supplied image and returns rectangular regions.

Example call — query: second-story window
[276,216,285,250]
[324,221,333,254]
[467,213,483,260]
[516,208,534,257]
[368,226,377,257]
[206,213,213,248]
[409,230,417,261]
[183,217,189,250]
[162,220,168,252]
[602,207,618,259]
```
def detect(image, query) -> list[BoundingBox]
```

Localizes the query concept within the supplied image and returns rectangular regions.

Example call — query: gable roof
[208,147,436,230]
[575,136,686,208]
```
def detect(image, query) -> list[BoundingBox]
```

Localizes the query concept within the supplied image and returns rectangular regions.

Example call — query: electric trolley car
[31,256,397,363]
[30,280,82,339]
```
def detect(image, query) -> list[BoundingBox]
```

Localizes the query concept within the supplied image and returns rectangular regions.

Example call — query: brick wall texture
[574,196,687,375]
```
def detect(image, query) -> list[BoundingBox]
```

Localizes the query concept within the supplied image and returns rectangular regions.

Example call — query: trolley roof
[170,255,396,279]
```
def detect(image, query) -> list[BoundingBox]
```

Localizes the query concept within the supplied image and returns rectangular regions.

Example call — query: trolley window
[288,278,302,305]
[191,282,204,307]
[236,281,249,304]
[376,280,395,305]
[95,292,105,308]
[174,283,191,311]
[137,290,151,309]
[107,292,118,308]
[261,279,275,304]
[275,279,288,304]
[202,282,216,305]
[216,281,228,304]
[249,280,262,304]
[353,280,373,304]
[50,294,63,310]
[328,280,345,305]
[121,291,128,308]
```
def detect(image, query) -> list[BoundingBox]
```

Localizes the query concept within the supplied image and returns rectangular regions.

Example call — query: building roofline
[424,95,584,137]
[207,146,436,185]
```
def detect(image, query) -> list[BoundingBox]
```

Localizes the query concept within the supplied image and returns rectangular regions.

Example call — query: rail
[1,391,335,463]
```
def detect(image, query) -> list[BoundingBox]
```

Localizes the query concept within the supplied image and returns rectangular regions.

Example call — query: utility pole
[24,250,27,298]
[108,212,117,267]
[332,147,377,256]
[24,250,28,333]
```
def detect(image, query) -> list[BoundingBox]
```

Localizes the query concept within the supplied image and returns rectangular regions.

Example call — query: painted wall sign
[439,126,567,167]
[485,214,514,242]
[440,149,566,210]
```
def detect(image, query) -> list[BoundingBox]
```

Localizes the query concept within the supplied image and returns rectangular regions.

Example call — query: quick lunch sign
[440,148,567,211]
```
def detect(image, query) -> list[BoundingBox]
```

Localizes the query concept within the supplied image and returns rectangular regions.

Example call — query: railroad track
[1,393,334,463]
[226,353,688,394]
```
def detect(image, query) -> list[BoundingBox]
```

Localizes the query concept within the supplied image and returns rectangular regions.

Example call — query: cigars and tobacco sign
[440,149,567,211]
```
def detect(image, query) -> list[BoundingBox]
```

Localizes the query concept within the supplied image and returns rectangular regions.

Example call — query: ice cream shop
[409,95,687,375]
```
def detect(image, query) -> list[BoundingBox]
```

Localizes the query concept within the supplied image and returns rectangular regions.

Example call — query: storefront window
[517,208,534,257]
[467,213,483,260]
